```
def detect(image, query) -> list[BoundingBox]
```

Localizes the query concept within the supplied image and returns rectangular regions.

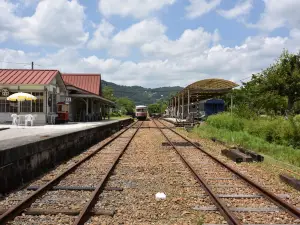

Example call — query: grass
[110,115,131,120]
[193,114,300,167]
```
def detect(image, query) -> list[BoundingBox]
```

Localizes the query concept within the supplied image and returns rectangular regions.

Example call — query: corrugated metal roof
[62,73,101,95]
[0,69,59,85]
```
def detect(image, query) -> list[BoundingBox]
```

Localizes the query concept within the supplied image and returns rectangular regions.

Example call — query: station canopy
[175,78,238,102]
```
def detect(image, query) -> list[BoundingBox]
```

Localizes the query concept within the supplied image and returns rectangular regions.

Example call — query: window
[8,101,17,113]
[136,108,146,112]
[0,91,44,113]
[20,100,31,113]
[32,92,44,113]
[0,92,18,113]
[0,99,5,112]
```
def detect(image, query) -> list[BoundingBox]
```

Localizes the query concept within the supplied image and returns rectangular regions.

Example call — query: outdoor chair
[11,114,18,125]
[25,114,34,126]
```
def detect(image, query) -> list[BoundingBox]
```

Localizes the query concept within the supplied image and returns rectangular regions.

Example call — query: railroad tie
[27,186,123,191]
[193,206,285,212]
[0,208,115,216]
[196,194,290,199]
[203,224,299,225]
[280,174,300,191]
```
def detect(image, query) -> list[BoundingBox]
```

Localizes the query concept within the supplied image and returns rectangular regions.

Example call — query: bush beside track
[193,112,300,167]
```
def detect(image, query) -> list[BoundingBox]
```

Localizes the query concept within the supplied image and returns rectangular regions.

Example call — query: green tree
[259,50,300,112]
[223,50,300,116]
[148,103,160,115]
[102,86,116,102]
[116,97,135,114]
[148,100,168,115]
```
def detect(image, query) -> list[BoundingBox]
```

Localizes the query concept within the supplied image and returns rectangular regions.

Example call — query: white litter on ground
[155,192,166,201]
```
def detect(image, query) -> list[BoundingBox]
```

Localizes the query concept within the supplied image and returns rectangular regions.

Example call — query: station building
[0,69,114,124]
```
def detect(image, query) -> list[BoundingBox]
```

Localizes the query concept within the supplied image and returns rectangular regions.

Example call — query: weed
[193,125,300,167]
[197,215,205,225]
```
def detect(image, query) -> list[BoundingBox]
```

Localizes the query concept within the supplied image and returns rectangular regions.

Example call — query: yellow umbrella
[7,92,37,101]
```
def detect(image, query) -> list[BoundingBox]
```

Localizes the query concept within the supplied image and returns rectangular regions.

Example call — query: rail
[155,119,300,220]
[0,120,141,224]
[152,119,242,225]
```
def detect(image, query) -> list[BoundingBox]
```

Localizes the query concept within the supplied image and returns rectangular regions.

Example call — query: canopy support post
[182,93,184,120]
[188,89,190,115]
[174,97,176,117]
[177,95,180,118]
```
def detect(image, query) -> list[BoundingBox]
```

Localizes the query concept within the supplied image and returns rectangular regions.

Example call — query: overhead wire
[0,60,31,65]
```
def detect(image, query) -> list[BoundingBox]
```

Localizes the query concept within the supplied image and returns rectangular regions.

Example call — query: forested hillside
[101,80,183,105]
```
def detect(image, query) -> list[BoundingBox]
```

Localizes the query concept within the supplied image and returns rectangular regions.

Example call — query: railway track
[153,119,300,225]
[0,120,143,225]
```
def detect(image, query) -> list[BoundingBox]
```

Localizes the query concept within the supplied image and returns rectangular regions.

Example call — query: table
[17,115,26,126]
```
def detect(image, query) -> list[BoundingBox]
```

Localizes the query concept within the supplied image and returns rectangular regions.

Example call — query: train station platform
[0,118,133,194]
[0,120,125,151]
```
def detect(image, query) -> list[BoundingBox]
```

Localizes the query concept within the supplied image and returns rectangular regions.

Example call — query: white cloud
[16,0,89,46]
[98,0,175,18]
[88,18,167,57]
[218,0,253,19]
[0,0,20,42]
[88,19,220,59]
[2,31,299,88]
[249,0,300,31]
[0,0,89,47]
[87,19,115,50]
[112,19,166,46]
[186,0,222,19]
[141,27,219,58]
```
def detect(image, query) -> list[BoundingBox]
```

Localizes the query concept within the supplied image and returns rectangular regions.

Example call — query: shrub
[233,104,258,119]
[110,111,122,117]
[193,125,300,167]
[206,113,244,131]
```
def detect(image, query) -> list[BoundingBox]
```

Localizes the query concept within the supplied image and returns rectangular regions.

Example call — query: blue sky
[0,0,300,87]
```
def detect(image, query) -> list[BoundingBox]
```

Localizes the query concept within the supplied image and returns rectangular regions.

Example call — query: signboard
[65,97,71,104]
[1,88,10,97]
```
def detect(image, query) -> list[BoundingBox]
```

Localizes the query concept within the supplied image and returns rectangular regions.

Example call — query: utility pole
[31,62,34,70]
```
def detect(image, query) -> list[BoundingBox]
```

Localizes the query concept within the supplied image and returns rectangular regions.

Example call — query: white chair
[25,114,34,126]
[11,114,18,125]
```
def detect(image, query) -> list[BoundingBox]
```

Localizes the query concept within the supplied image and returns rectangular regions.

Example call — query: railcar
[135,105,148,120]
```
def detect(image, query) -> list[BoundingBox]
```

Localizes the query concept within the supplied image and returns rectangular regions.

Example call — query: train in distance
[135,105,148,120]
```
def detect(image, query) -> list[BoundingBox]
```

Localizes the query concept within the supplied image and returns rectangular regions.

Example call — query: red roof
[62,73,101,95]
[0,69,59,85]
